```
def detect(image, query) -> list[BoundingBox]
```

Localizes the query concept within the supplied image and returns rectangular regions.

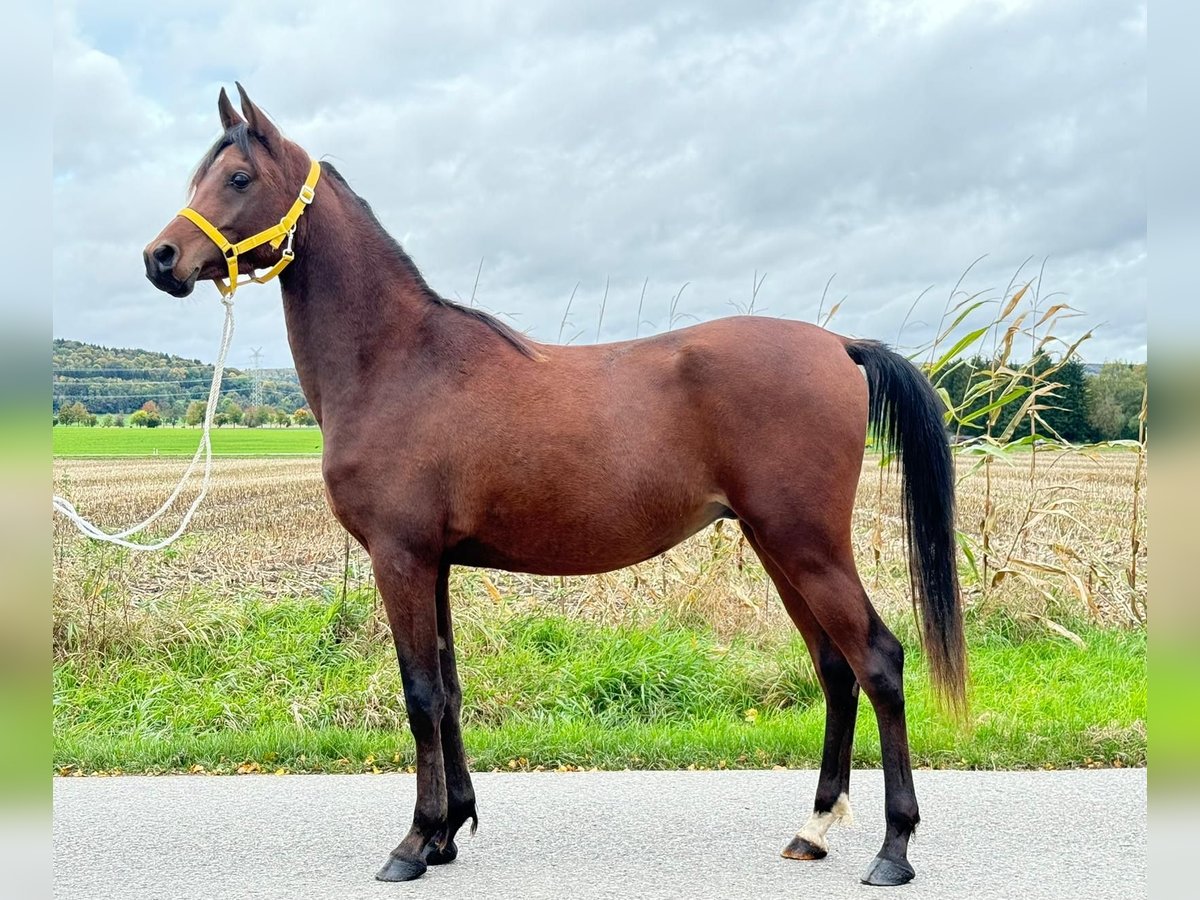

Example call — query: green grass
[53,425,323,457]
[53,590,1145,775]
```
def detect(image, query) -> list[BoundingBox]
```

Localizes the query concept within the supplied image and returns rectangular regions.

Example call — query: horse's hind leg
[425,563,478,866]
[742,526,859,862]
[744,518,919,886]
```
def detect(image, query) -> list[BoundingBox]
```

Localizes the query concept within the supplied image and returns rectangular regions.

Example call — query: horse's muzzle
[144,242,199,297]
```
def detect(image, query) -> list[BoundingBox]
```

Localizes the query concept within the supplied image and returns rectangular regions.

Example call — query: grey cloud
[55,0,1144,367]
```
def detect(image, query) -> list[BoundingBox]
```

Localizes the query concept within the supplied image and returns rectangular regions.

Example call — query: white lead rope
[52,297,236,551]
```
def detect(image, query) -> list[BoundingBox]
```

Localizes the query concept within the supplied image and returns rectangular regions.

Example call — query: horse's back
[616,316,869,455]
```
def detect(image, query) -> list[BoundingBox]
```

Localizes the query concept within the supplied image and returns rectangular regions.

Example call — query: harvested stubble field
[52,450,1146,626]
[52,449,1147,775]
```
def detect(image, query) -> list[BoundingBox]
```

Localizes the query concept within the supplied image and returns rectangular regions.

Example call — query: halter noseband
[176,158,322,298]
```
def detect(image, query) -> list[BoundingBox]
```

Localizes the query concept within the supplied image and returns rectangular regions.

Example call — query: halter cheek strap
[176,158,322,298]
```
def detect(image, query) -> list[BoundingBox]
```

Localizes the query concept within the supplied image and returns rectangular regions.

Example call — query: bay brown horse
[144,85,966,888]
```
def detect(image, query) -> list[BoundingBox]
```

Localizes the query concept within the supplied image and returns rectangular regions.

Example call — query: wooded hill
[52,339,308,416]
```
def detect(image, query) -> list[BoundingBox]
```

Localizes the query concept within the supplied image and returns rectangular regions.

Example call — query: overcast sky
[53,0,1145,369]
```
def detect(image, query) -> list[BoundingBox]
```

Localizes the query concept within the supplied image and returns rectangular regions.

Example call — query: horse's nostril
[152,243,178,268]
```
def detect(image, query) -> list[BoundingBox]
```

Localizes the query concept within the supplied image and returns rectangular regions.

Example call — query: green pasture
[53,425,323,457]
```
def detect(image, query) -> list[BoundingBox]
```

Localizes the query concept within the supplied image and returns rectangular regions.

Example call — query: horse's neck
[278,180,433,424]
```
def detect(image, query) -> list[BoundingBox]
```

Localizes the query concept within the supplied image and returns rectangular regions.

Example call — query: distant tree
[160,399,184,426]
[1039,356,1092,443]
[100,414,113,427]
[1087,363,1146,441]
[185,400,206,426]
[129,408,161,428]
[991,352,1045,439]
[140,400,160,415]
[113,413,126,428]
[273,409,292,427]
[968,351,1091,444]
[935,353,1099,444]
[293,407,315,427]
[218,398,243,426]
[243,405,274,428]
[56,401,89,425]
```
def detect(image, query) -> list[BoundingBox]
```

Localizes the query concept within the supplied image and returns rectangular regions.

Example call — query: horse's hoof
[781,835,827,860]
[375,854,427,882]
[860,854,915,886]
[426,839,458,866]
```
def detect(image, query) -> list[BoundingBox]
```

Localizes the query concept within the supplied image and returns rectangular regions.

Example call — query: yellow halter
[176,159,322,298]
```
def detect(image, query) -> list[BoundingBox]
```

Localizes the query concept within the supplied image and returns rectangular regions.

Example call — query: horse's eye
[229,172,252,191]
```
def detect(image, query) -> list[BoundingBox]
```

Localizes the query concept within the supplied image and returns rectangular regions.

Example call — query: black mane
[319,161,542,361]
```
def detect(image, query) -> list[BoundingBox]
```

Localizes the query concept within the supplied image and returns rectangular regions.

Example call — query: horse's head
[144,84,316,298]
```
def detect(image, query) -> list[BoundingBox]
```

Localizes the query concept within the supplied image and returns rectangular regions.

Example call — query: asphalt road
[54,769,1145,899]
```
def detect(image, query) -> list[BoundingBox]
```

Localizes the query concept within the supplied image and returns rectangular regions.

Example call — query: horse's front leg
[425,562,478,866]
[371,547,448,882]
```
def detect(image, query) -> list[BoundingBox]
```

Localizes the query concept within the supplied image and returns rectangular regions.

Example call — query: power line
[53,385,245,396]
[52,372,216,379]
[53,378,237,386]
[54,387,302,397]
[53,387,260,400]
[53,367,297,377]
[53,368,217,374]
[53,392,301,403]
[55,393,220,401]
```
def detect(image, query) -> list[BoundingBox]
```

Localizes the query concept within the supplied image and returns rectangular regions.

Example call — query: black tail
[844,339,967,714]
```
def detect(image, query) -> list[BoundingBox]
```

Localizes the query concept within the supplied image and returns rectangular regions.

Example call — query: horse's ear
[235,82,282,149]
[217,87,245,131]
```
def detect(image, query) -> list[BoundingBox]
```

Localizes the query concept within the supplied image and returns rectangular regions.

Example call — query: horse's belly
[447,499,733,576]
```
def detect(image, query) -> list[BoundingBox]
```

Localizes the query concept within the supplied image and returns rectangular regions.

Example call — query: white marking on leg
[831,792,854,827]
[437,636,447,651]
[796,792,853,851]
